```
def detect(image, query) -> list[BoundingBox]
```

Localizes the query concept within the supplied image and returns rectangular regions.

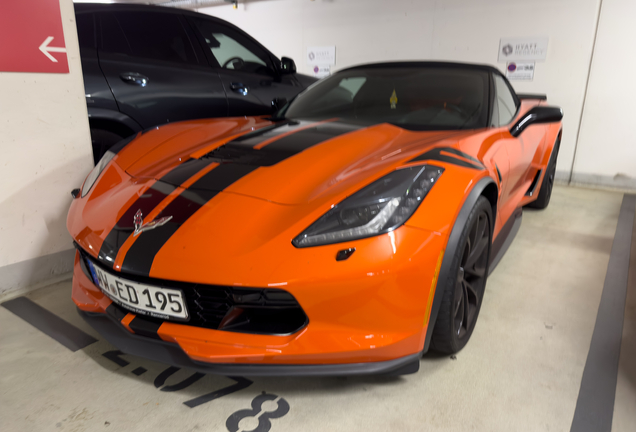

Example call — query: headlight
[81,150,115,198]
[292,165,443,247]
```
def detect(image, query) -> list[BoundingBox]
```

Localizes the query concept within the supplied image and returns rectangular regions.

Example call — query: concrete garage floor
[1,185,634,432]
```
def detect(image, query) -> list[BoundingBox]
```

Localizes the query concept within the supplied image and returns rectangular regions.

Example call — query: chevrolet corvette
[68,62,563,376]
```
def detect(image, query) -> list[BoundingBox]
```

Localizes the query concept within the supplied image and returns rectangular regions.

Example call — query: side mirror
[509,106,563,137]
[271,97,288,112]
[280,57,296,74]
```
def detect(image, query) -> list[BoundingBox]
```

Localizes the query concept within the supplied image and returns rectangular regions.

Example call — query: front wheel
[430,196,492,354]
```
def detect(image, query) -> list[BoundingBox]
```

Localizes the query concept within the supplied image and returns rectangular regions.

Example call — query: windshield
[282,67,490,130]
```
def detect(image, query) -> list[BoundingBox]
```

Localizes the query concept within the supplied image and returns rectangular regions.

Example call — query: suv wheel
[90,128,123,164]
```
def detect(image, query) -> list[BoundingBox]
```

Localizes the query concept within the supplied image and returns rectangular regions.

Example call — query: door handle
[120,72,149,87]
[229,82,248,96]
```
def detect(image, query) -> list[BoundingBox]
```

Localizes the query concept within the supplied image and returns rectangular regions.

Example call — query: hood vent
[203,144,292,167]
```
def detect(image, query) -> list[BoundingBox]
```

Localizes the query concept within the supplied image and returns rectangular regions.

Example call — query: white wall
[0,0,93,297]
[572,0,636,190]
[198,0,605,185]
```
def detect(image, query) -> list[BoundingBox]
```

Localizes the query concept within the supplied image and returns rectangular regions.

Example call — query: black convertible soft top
[341,61,501,75]
[517,93,547,100]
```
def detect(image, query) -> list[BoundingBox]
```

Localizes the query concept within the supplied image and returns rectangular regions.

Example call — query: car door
[188,17,303,117]
[492,74,544,209]
[96,9,227,128]
[75,12,119,114]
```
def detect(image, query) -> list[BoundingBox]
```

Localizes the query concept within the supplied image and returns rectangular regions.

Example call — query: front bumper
[71,222,445,375]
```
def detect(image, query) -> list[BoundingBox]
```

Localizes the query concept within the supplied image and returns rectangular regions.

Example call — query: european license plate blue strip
[86,260,100,287]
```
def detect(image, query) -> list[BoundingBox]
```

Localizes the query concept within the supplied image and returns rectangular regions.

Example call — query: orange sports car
[68,62,563,376]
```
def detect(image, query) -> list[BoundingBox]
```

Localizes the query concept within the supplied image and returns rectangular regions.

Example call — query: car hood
[74,117,477,279]
[118,117,468,206]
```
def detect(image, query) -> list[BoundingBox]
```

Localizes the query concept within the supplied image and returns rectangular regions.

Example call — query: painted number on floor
[226,392,290,432]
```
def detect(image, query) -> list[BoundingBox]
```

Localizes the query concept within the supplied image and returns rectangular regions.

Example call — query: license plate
[86,259,188,321]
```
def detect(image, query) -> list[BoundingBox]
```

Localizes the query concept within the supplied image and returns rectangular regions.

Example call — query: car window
[339,77,366,96]
[76,13,95,49]
[284,67,489,130]
[193,19,274,76]
[494,74,518,126]
[100,13,131,55]
[99,12,197,65]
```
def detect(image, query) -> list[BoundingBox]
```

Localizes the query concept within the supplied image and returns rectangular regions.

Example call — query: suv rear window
[100,11,197,64]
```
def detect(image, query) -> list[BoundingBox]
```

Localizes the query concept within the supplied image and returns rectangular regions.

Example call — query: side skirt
[488,208,523,275]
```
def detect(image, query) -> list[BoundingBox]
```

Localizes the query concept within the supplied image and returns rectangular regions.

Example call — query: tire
[526,135,561,210]
[430,196,492,354]
[90,128,124,165]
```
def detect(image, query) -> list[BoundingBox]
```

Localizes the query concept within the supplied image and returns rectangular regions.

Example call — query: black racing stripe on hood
[120,164,258,276]
[119,121,363,276]
[159,158,217,187]
[263,122,361,153]
[410,147,484,170]
[187,163,258,192]
[229,120,296,147]
[97,181,175,269]
[202,121,362,168]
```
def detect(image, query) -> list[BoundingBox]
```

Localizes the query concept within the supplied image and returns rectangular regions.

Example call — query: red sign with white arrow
[0,0,69,73]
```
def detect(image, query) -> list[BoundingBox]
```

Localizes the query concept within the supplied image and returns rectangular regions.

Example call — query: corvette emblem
[133,209,172,236]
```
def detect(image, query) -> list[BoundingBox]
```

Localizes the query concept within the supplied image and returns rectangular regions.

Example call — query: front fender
[88,107,143,134]
[406,169,497,353]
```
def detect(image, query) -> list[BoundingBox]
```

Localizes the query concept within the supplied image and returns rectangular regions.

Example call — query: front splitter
[78,308,421,377]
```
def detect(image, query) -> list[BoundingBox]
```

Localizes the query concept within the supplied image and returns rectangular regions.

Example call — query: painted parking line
[570,194,636,432]
[1,296,97,351]
[100,349,255,409]
[3,296,282,424]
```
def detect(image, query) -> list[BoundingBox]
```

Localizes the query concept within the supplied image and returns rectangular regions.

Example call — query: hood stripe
[96,159,220,268]
[120,164,258,276]
[116,120,363,277]
[159,158,217,187]
[263,122,361,153]
[95,122,302,268]
[252,118,338,150]
[229,120,295,146]
[203,121,363,168]
[97,181,175,268]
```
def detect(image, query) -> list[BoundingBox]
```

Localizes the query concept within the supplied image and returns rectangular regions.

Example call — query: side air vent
[526,169,542,196]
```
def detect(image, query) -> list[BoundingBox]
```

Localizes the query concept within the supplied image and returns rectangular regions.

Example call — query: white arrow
[39,36,66,63]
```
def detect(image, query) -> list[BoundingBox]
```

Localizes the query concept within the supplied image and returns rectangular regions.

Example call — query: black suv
[75,3,316,162]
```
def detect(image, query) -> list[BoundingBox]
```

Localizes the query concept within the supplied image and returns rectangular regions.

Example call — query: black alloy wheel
[545,157,556,200]
[453,211,489,340]
[430,196,492,354]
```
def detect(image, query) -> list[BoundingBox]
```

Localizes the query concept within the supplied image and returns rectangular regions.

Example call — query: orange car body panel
[68,94,561,366]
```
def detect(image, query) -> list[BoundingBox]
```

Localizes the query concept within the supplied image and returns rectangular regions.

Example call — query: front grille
[76,246,308,335]
[184,285,307,334]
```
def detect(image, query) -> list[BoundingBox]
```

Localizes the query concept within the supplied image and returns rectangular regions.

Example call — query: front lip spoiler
[78,308,421,377]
